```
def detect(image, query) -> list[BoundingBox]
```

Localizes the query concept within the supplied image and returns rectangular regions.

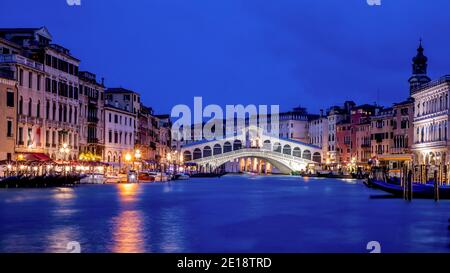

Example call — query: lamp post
[59,143,70,175]
[134,149,141,171]
[125,152,132,172]
[16,154,24,176]
[173,150,179,175]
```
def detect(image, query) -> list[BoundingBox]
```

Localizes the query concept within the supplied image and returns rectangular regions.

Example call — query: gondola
[369,179,450,199]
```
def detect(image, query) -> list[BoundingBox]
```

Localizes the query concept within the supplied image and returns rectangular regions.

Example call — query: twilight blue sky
[1,0,450,114]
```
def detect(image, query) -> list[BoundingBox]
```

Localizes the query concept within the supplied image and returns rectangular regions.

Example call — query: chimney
[320,109,324,117]
[101,77,105,86]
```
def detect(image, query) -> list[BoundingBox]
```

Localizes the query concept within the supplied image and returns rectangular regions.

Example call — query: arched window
[63,105,67,122]
[263,140,271,150]
[19,96,23,115]
[223,142,232,153]
[283,144,291,155]
[193,148,202,160]
[303,150,311,160]
[183,151,192,162]
[52,102,56,120]
[203,146,212,157]
[313,152,321,163]
[273,142,281,153]
[36,100,41,118]
[46,100,50,119]
[233,140,242,150]
[28,98,32,116]
[213,144,222,155]
[293,147,301,157]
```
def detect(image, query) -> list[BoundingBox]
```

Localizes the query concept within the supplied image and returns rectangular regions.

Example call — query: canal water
[0,175,449,253]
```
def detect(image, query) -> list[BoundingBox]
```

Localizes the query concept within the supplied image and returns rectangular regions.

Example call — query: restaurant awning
[20,153,53,163]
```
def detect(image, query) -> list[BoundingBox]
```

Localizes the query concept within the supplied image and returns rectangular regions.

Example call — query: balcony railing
[87,138,99,144]
[18,115,44,126]
[87,117,99,123]
[411,75,450,94]
[0,54,44,71]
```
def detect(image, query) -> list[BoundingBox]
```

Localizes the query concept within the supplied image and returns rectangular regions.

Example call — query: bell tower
[409,39,431,93]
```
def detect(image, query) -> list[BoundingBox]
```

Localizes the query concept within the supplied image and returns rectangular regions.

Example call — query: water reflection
[111,210,145,253]
[1,176,450,253]
[52,187,76,201]
[45,226,81,253]
[118,183,140,202]
[112,184,146,253]
[158,207,185,252]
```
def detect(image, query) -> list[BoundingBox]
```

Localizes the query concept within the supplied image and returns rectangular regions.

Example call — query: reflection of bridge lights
[112,210,145,253]
[118,183,139,202]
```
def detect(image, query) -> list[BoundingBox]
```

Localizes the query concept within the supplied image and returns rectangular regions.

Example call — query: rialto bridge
[180,135,323,174]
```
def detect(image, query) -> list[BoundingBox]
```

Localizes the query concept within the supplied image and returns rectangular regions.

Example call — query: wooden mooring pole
[403,164,408,200]
[407,170,413,201]
[434,170,440,202]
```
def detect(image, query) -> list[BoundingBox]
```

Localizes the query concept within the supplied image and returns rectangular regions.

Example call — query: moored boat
[369,179,450,199]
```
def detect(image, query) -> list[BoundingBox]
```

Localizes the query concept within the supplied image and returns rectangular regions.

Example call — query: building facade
[308,112,329,156]
[78,71,105,161]
[104,105,136,168]
[279,107,316,142]
[326,101,354,165]
[0,69,17,162]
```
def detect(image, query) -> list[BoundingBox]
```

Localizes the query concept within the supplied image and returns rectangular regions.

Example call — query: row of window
[45,54,79,76]
[18,69,42,90]
[19,70,104,102]
[108,112,134,127]
[416,94,449,117]
[45,78,79,99]
[107,130,134,145]
[16,97,79,124]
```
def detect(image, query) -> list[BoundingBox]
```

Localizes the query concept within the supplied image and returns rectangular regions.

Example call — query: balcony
[87,117,99,123]
[17,115,44,126]
[0,54,44,71]
[87,138,99,144]
[88,97,99,104]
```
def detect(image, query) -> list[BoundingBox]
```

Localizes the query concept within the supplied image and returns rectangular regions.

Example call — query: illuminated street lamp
[134,149,141,171]
[125,153,132,162]
[16,154,24,175]
[134,149,141,160]
[59,143,70,160]
[124,152,133,173]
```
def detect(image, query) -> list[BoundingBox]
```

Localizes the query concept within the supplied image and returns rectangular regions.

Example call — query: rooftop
[106,87,139,95]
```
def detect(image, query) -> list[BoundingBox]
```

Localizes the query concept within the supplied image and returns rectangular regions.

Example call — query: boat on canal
[367,179,450,199]
[0,174,82,188]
